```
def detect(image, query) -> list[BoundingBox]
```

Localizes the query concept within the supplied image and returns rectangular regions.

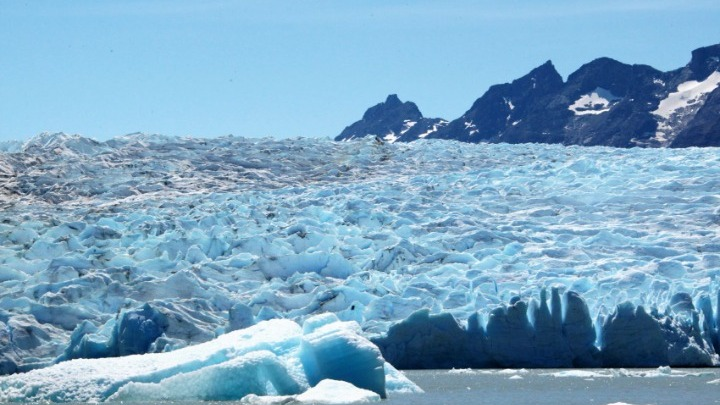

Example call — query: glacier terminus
[2,133,720,401]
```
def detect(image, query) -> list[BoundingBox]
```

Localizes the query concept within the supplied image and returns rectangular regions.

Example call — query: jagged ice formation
[1,133,720,377]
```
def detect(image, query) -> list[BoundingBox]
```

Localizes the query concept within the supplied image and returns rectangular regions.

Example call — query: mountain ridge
[336,43,720,147]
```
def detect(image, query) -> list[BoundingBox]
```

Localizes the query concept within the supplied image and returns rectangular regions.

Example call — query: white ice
[400,120,417,135]
[464,121,479,136]
[543,366,712,379]
[0,314,419,402]
[652,71,720,144]
[653,72,720,120]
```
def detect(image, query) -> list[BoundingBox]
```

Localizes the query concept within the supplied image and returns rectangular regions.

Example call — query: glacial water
[386,368,720,405]
[9,368,717,405]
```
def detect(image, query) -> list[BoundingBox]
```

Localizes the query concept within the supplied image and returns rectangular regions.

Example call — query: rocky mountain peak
[688,43,720,80]
[361,94,423,122]
[336,42,720,148]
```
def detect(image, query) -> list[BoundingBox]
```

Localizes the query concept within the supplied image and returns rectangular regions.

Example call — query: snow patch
[417,120,448,139]
[383,132,398,143]
[654,71,720,119]
[504,98,515,110]
[652,71,720,144]
[568,88,621,115]
[400,120,417,135]
[464,121,479,136]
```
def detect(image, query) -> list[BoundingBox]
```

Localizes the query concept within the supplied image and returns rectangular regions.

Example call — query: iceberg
[0,314,420,402]
[241,379,381,404]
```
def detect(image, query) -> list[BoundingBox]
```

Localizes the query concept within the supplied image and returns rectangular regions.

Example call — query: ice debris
[0,314,420,402]
[240,379,381,404]
[545,366,713,379]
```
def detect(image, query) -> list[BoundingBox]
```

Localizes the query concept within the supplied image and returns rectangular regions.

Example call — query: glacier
[2,132,720,387]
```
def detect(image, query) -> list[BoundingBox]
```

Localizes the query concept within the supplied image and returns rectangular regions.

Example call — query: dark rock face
[670,86,720,147]
[687,44,720,81]
[335,94,447,143]
[336,43,720,148]
[432,61,566,144]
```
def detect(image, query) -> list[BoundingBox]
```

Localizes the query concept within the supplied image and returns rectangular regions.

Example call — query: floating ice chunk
[294,379,381,404]
[0,316,413,403]
[543,370,613,378]
[448,368,475,374]
[300,313,387,398]
[240,379,381,404]
[108,350,302,401]
[497,368,529,375]
[384,362,423,394]
[544,366,708,379]
[605,403,642,405]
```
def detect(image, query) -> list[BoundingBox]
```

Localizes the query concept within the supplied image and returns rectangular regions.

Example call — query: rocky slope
[336,43,720,147]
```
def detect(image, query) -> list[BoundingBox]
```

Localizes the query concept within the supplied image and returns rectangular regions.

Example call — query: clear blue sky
[1,1,719,142]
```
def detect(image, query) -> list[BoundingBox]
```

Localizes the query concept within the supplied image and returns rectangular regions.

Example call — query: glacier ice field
[2,132,720,400]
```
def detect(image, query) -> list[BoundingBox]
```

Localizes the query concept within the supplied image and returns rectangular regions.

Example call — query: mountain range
[335,43,720,148]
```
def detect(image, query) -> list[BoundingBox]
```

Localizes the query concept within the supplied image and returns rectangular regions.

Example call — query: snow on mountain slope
[417,120,448,139]
[1,134,720,374]
[652,71,720,145]
[568,87,621,115]
[338,44,720,147]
